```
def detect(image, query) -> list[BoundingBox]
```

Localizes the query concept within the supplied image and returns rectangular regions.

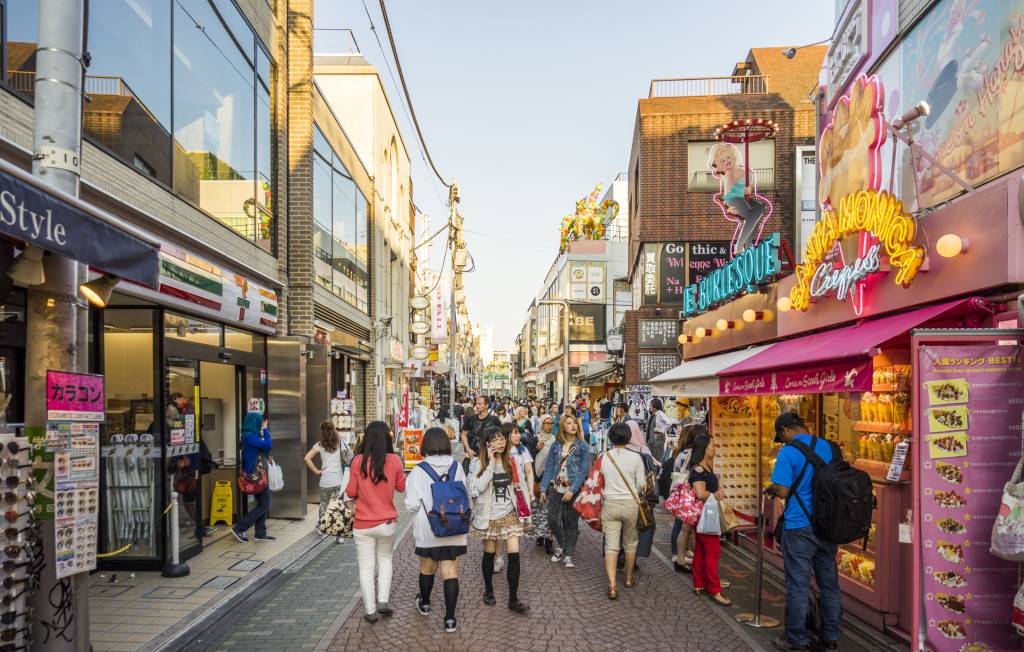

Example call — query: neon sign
[710,119,778,256]
[790,189,926,313]
[683,232,781,318]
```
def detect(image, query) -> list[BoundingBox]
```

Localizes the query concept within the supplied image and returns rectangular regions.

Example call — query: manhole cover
[200,576,238,590]
[143,587,197,599]
[229,560,263,572]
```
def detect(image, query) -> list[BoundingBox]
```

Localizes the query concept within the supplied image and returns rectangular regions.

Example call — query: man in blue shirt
[767,412,842,651]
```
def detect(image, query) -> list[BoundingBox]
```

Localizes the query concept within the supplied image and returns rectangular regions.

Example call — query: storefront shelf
[853,421,912,436]
[871,383,909,393]
[853,458,911,482]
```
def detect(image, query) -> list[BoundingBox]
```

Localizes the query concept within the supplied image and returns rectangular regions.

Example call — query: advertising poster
[686,241,729,287]
[658,243,687,304]
[916,343,1024,651]
[403,428,424,469]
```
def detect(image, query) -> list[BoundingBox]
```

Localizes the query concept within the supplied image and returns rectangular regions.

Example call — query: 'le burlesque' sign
[682,233,781,318]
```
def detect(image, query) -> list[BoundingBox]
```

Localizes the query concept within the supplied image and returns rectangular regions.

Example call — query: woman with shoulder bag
[304,420,350,543]
[539,415,590,568]
[405,428,467,634]
[473,426,532,614]
[688,431,730,606]
[233,412,274,543]
[600,422,648,599]
[346,421,407,623]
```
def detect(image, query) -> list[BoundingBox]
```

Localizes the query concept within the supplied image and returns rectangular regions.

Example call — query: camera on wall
[218,352,233,362]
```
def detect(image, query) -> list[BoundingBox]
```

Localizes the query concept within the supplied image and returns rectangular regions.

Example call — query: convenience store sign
[718,358,871,396]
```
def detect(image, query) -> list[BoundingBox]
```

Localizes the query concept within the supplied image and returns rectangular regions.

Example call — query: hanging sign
[46,371,105,421]
[682,232,781,318]
[719,358,871,396]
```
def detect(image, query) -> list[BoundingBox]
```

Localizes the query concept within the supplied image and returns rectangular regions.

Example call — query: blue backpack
[417,461,472,537]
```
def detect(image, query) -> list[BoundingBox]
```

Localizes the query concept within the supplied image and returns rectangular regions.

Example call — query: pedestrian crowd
[227,395,847,650]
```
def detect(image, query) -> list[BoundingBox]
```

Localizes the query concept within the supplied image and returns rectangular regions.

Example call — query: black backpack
[788,436,875,547]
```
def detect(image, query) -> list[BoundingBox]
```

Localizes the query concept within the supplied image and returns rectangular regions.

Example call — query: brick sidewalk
[328,522,755,652]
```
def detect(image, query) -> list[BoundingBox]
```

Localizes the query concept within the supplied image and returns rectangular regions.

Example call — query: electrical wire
[376,0,451,189]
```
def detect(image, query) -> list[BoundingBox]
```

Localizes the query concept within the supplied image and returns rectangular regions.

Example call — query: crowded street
[3,0,1024,650]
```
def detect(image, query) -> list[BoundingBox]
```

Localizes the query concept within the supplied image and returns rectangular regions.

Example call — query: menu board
[638,353,679,382]
[711,396,760,518]
[917,343,1024,652]
[638,320,678,349]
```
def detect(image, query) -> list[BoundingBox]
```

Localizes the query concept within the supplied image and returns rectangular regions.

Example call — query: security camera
[218,352,232,361]
[782,48,797,59]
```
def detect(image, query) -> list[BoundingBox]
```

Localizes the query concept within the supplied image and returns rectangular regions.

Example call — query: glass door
[166,356,201,557]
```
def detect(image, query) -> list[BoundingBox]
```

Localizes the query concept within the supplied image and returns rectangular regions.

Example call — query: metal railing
[649,75,769,98]
[5,70,32,92]
[314,28,360,56]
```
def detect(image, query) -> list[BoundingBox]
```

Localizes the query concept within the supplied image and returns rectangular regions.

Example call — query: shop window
[224,326,253,352]
[687,140,775,192]
[102,308,160,559]
[164,312,221,347]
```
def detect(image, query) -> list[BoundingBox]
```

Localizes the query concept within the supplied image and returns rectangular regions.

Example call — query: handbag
[510,459,532,520]
[719,497,739,534]
[665,481,702,526]
[267,459,284,492]
[606,450,656,533]
[697,494,722,535]
[237,454,268,495]
[1014,582,1024,636]
[572,453,605,531]
[318,496,355,536]
[992,456,1024,561]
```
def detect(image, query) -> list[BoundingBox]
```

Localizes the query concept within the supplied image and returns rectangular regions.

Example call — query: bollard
[735,494,779,628]
[161,491,191,578]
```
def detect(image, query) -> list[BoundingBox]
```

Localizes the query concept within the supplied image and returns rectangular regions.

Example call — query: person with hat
[767,412,841,651]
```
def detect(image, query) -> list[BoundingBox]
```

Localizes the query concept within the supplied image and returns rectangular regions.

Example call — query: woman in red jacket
[346,421,406,623]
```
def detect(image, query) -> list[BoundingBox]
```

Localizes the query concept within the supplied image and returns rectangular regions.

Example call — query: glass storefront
[99,304,268,567]
[2,0,275,250]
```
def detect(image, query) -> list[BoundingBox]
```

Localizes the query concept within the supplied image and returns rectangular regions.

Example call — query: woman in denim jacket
[540,415,590,568]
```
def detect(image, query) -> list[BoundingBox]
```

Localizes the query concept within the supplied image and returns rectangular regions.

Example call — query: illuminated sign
[790,189,926,313]
[682,233,781,318]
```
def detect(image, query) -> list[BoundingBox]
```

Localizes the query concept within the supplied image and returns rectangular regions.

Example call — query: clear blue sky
[315,1,835,350]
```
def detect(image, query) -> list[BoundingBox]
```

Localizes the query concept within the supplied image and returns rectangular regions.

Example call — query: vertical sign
[795,146,817,260]
[658,243,687,304]
[642,244,658,305]
[432,279,447,340]
[686,242,730,286]
[916,343,1024,651]
[46,370,104,578]
[569,263,587,301]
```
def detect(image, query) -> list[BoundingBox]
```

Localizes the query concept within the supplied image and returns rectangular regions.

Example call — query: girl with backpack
[473,425,531,614]
[304,420,353,543]
[345,421,406,623]
[405,427,468,634]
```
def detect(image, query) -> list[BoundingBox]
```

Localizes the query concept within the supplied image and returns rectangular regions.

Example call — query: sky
[315,1,836,351]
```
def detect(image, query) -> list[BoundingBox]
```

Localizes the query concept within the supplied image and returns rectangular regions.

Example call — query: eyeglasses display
[45,415,101,579]
[0,436,37,652]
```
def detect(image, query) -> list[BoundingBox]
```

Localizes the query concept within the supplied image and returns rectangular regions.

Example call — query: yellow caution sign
[209,480,233,527]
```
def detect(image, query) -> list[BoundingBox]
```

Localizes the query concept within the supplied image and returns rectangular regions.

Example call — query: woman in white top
[304,421,352,543]
[404,428,468,634]
[599,422,647,599]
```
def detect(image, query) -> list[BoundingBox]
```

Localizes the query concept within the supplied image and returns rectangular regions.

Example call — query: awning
[0,159,159,287]
[718,297,987,395]
[649,345,772,397]
[576,360,618,386]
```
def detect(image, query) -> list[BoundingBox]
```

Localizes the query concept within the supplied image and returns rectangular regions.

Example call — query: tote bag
[267,459,284,492]
[697,494,722,535]
[991,456,1024,561]
[572,454,605,531]
[665,482,702,526]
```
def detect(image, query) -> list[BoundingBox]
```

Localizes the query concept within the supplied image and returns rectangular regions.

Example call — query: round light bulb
[777,296,792,312]
[716,319,729,332]
[695,327,707,338]
[936,233,968,258]
[677,334,687,345]
[743,309,757,323]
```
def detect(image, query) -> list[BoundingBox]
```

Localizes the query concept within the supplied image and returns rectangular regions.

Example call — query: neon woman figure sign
[710,118,777,256]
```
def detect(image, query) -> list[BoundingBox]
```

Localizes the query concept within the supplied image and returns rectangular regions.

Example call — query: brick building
[623,46,826,387]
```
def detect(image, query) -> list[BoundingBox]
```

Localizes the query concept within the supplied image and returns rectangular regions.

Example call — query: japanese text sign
[46,371,104,421]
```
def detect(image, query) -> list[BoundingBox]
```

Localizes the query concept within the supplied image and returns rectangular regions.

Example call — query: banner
[915,342,1024,652]
[719,358,871,396]
[432,279,447,340]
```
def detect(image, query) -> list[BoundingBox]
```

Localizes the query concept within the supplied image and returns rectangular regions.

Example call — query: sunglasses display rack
[0,435,38,651]
[330,397,356,448]
[710,397,761,520]
[102,433,159,558]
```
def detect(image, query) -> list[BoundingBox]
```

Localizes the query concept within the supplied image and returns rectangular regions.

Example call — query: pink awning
[718,298,988,390]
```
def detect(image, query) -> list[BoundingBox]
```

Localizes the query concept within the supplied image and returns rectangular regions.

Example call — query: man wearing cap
[766,412,842,652]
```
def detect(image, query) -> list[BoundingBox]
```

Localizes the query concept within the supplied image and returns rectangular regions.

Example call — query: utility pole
[448,182,460,422]
[27,1,88,650]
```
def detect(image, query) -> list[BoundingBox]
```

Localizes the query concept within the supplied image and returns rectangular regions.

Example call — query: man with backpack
[766,412,843,651]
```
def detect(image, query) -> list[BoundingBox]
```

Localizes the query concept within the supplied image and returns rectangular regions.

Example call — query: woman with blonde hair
[539,415,590,568]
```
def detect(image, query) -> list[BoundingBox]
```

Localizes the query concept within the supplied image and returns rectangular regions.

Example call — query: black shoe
[415,594,430,616]
[364,613,379,624]
[482,592,496,606]
[771,636,810,651]
[376,602,394,616]
[444,617,458,633]
[508,600,530,615]
[231,528,248,543]
[253,534,276,542]
[544,540,554,555]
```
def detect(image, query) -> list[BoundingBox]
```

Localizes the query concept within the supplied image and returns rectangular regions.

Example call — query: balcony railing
[314,28,360,56]
[649,75,769,98]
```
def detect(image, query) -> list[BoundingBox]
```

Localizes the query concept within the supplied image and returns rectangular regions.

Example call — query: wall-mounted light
[936,233,969,258]
[742,309,773,323]
[716,319,741,332]
[8,245,45,287]
[777,296,792,312]
[328,351,343,359]
[677,334,699,344]
[694,326,717,338]
[891,101,930,130]
[410,295,430,310]
[80,274,121,308]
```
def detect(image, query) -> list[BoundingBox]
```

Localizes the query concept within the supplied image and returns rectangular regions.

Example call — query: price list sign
[638,353,679,382]
[46,370,104,578]
[915,344,1024,651]
[638,320,678,349]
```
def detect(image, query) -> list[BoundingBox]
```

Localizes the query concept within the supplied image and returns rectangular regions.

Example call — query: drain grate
[200,576,239,590]
[229,559,263,572]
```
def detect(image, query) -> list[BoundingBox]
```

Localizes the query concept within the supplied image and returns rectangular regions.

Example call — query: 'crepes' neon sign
[790,189,925,312]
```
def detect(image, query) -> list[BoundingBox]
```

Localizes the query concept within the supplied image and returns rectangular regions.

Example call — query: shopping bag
[697,494,722,535]
[267,459,284,492]
[572,453,605,531]
[1014,582,1024,636]
[719,497,740,534]
[237,455,267,495]
[665,482,702,526]
[992,456,1024,561]
[319,496,355,536]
